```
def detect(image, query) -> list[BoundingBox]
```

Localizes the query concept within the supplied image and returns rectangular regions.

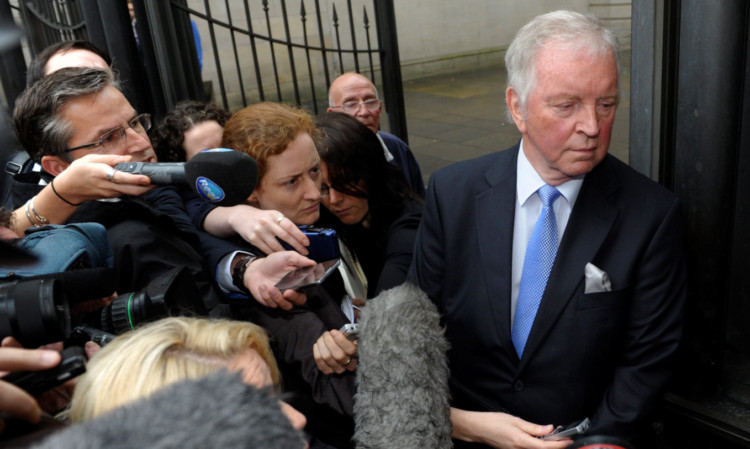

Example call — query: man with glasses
[11,66,217,304]
[13,66,312,315]
[328,72,425,197]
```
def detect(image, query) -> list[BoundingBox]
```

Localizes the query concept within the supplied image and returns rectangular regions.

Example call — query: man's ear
[326,107,334,113]
[40,155,70,176]
[506,87,527,134]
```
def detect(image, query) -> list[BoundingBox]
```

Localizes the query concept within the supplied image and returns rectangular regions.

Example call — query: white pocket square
[584,262,612,294]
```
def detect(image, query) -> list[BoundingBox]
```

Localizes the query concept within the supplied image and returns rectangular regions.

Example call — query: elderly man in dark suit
[409,10,686,449]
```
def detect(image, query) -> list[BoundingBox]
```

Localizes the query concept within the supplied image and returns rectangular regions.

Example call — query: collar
[375,133,395,162]
[516,139,584,208]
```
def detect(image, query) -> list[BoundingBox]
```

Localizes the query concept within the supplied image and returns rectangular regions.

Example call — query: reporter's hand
[1,338,94,416]
[245,251,316,310]
[227,206,310,255]
[0,346,61,431]
[450,408,573,449]
[312,329,358,374]
[53,154,153,204]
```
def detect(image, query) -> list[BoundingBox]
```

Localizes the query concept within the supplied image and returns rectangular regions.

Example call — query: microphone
[30,371,307,449]
[354,282,452,448]
[114,149,258,206]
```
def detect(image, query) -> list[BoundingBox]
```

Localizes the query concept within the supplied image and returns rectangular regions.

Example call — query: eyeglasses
[65,113,152,153]
[331,98,380,114]
[320,184,331,198]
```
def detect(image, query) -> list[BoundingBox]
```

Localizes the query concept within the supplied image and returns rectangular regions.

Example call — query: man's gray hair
[505,10,620,119]
[13,66,118,163]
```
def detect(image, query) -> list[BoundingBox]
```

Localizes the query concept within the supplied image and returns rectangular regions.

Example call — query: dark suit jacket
[409,144,686,446]
[378,131,426,197]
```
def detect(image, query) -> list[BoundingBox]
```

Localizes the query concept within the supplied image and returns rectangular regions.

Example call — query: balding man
[328,72,425,197]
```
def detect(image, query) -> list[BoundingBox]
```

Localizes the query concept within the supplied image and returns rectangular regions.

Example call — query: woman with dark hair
[315,112,422,297]
[311,112,422,375]
[151,100,231,162]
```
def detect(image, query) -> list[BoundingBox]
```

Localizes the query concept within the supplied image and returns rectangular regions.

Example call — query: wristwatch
[231,254,256,293]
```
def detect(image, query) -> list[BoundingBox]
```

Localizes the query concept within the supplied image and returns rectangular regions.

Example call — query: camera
[3,346,88,396]
[0,266,207,348]
[279,225,340,262]
[0,267,119,347]
[0,275,69,348]
[95,266,207,335]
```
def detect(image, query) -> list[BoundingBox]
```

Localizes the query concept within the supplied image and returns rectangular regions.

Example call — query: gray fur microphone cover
[354,282,452,448]
[32,371,306,449]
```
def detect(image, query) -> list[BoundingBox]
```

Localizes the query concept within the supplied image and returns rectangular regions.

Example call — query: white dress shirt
[510,141,584,325]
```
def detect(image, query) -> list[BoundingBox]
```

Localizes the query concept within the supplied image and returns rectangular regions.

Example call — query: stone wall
[190,0,632,111]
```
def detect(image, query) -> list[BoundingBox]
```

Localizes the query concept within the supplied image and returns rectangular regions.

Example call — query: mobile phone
[278,226,340,262]
[275,258,341,291]
[339,323,360,341]
[541,417,591,441]
[2,346,87,396]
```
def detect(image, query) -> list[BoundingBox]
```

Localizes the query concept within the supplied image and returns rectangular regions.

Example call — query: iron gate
[0,0,408,141]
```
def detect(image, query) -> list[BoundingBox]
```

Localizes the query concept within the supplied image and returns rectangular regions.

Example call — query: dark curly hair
[151,100,231,162]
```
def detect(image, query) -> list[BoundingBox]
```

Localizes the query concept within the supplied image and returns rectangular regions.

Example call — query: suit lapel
[519,156,620,368]
[476,146,518,349]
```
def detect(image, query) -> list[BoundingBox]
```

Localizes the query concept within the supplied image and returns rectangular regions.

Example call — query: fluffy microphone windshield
[186,149,258,206]
[354,282,452,449]
[33,371,306,449]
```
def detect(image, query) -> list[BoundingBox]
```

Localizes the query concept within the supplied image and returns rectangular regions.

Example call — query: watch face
[232,255,254,291]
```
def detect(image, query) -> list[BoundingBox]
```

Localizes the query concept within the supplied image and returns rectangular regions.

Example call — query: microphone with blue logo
[114,149,258,206]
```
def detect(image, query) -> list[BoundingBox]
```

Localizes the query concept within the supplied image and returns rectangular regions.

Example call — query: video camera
[96,266,207,335]
[0,266,207,348]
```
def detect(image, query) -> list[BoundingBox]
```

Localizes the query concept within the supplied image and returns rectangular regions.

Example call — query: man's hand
[245,251,316,310]
[0,345,61,432]
[54,154,154,204]
[312,329,358,374]
[226,206,310,255]
[450,408,573,449]
[1,337,96,419]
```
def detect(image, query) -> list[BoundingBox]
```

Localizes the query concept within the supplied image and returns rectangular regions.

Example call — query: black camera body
[279,226,339,262]
[96,266,207,335]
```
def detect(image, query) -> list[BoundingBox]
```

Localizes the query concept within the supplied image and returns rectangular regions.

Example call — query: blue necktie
[512,185,562,357]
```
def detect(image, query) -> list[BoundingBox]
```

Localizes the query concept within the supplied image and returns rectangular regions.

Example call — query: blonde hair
[69,317,280,422]
[220,102,320,183]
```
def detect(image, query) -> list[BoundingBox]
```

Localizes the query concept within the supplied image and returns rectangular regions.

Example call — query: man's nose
[125,127,152,154]
[353,103,370,116]
[577,105,600,137]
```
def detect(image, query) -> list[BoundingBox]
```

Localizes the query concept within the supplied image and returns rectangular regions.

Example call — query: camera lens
[98,290,175,335]
[0,278,70,347]
[99,291,157,335]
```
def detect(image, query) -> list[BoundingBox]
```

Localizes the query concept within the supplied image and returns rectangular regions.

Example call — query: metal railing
[0,0,408,141]
[151,0,406,138]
